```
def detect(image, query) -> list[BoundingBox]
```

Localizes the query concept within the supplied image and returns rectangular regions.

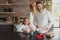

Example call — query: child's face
[24,19,29,25]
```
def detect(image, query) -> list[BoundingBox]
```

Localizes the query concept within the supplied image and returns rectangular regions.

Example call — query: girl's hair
[23,17,30,25]
[15,17,21,24]
[29,3,36,15]
[23,17,29,21]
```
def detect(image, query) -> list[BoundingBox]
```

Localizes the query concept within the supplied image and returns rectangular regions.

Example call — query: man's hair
[36,1,42,5]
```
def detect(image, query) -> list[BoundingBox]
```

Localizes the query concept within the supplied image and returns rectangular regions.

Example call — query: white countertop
[0,21,14,25]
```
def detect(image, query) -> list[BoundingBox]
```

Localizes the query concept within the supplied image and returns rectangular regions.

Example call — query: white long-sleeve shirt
[33,10,53,30]
[26,12,36,31]
[14,23,22,32]
[17,24,30,33]
[29,12,34,24]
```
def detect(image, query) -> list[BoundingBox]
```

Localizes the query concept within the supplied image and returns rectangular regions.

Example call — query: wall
[0,0,30,18]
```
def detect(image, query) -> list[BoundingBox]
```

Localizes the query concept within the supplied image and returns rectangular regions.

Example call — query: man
[33,1,53,33]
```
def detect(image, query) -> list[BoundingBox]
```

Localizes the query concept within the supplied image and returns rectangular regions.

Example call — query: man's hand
[45,24,48,29]
[45,25,49,32]
[46,27,48,30]
[36,24,41,28]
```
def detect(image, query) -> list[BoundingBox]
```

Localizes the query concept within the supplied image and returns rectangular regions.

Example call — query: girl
[18,17,30,40]
[13,17,22,32]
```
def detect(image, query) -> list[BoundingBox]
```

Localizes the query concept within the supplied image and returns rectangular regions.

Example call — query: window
[52,0,60,27]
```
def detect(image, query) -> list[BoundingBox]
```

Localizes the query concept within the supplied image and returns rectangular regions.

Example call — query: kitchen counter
[0,21,14,31]
[0,21,14,25]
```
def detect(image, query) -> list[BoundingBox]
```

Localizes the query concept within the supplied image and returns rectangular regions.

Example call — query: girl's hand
[23,30,27,33]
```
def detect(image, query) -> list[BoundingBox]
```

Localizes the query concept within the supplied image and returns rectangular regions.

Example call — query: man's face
[36,4,43,10]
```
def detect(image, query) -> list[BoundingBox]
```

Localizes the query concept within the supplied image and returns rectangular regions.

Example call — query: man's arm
[47,11,53,31]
